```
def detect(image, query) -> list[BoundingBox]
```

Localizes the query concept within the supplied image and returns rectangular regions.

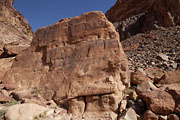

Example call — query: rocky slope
[106,0,180,40]
[0,0,33,57]
[122,26,180,71]
[0,0,33,82]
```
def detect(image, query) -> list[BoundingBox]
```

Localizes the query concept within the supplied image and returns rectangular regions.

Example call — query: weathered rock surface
[0,92,12,103]
[0,57,14,82]
[145,67,164,83]
[5,103,52,120]
[167,114,179,120]
[3,11,130,116]
[143,110,158,120]
[140,90,175,115]
[106,0,180,40]
[136,81,158,95]
[0,0,33,83]
[158,70,180,84]
[166,84,180,113]
[0,0,33,57]
[131,70,152,85]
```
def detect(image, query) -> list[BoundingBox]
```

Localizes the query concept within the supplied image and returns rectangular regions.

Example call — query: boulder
[131,71,152,85]
[129,91,137,101]
[145,67,164,83]
[166,84,180,113]
[167,114,179,120]
[119,99,127,113]
[3,11,130,116]
[136,81,158,95]
[139,90,175,115]
[158,70,180,84]
[143,110,158,120]
[5,103,53,120]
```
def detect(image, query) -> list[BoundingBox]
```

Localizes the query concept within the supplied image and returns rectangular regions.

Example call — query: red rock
[136,81,158,95]
[0,92,12,103]
[11,89,33,100]
[143,110,158,120]
[145,67,164,83]
[166,84,180,113]
[131,71,152,85]
[0,57,15,82]
[3,11,130,115]
[158,70,180,84]
[140,90,175,115]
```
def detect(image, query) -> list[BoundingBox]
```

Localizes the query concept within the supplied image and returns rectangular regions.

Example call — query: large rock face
[0,0,33,57]
[3,11,130,116]
[106,0,180,40]
[0,0,33,81]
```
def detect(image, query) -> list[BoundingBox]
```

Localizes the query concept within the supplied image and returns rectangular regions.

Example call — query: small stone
[46,100,58,109]
[1,90,9,97]
[129,91,138,101]
[159,115,168,120]
[119,100,127,113]
[127,100,135,108]
[170,62,178,69]
[119,108,137,120]
[136,98,145,107]
[167,114,179,120]
[143,110,158,120]
[158,53,169,61]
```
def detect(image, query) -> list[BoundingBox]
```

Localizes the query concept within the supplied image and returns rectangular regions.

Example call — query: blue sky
[14,0,116,32]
